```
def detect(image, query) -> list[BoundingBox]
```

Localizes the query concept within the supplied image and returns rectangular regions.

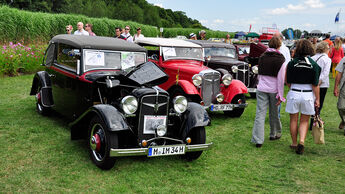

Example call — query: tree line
[0,0,206,29]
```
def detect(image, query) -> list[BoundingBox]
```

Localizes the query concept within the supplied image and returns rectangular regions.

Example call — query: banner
[287,29,294,40]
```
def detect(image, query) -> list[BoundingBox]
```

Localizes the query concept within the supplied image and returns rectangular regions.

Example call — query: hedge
[0,6,159,43]
[163,28,235,39]
[0,6,236,43]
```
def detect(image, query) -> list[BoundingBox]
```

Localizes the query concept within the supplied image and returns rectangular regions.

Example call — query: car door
[48,43,81,119]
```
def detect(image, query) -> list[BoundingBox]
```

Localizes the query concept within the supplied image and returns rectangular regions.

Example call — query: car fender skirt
[222,80,248,103]
[70,104,129,140]
[30,71,54,107]
[181,102,210,139]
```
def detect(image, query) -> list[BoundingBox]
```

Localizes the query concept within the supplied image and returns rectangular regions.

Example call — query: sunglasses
[125,28,130,30]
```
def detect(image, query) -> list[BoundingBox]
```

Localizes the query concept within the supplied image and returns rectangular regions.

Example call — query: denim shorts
[285,90,315,115]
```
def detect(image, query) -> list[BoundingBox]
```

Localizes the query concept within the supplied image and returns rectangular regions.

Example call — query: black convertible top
[50,34,146,52]
[188,40,236,49]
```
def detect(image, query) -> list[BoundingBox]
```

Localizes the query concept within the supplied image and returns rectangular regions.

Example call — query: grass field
[0,74,344,193]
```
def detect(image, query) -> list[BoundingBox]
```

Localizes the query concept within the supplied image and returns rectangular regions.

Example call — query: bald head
[77,22,84,31]
[273,32,284,40]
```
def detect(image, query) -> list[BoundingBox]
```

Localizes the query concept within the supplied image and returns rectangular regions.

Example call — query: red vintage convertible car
[136,38,248,117]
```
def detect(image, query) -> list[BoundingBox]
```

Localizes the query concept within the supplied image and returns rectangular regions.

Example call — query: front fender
[222,80,248,103]
[70,104,129,140]
[30,71,54,107]
[166,80,199,95]
[181,102,210,139]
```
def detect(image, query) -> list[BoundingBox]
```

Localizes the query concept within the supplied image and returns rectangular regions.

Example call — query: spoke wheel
[88,116,117,170]
[182,127,206,161]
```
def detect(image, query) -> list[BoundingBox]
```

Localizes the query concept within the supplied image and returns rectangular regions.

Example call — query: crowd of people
[65,22,145,43]
[251,32,345,155]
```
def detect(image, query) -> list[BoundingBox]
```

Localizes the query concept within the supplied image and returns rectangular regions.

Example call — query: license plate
[248,88,257,93]
[148,145,185,157]
[210,104,233,111]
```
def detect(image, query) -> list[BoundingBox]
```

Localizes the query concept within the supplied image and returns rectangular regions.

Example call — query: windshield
[162,47,203,61]
[204,47,236,58]
[83,49,146,72]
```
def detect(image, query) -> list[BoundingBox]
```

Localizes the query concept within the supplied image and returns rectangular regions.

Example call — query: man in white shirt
[121,25,133,42]
[74,22,89,36]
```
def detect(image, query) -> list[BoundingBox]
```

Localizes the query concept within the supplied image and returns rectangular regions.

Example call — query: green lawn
[0,75,344,193]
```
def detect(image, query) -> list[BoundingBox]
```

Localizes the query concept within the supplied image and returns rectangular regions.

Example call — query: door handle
[49,74,56,78]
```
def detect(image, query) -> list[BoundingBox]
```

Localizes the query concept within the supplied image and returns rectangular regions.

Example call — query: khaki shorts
[285,90,315,115]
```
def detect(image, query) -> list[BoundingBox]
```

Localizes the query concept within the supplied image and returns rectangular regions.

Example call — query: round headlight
[192,74,202,87]
[222,74,232,86]
[216,94,225,103]
[231,66,238,73]
[121,95,138,114]
[173,95,188,114]
[156,125,167,137]
[252,66,258,74]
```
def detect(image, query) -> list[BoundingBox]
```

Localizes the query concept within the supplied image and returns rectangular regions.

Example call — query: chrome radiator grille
[138,94,169,139]
[234,64,250,87]
[201,71,221,106]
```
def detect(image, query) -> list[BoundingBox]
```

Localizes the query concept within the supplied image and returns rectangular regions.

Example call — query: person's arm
[312,84,320,108]
[276,62,287,105]
[334,72,342,97]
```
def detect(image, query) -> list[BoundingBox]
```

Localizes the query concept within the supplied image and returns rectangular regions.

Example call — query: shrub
[0,42,46,76]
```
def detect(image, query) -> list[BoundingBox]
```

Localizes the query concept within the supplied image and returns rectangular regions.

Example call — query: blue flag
[335,12,340,23]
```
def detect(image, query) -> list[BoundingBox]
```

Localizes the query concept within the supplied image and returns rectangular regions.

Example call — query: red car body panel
[221,80,248,103]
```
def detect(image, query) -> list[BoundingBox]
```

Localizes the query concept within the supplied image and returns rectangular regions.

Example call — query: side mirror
[204,56,211,61]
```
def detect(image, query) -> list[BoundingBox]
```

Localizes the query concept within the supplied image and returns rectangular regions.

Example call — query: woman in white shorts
[286,39,321,155]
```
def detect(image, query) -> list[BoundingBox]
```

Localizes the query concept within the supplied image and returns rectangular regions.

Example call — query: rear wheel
[182,127,206,161]
[35,87,51,116]
[88,116,117,170]
[224,94,246,117]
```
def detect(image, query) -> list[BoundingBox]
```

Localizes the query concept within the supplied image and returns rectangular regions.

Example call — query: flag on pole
[249,24,252,32]
[335,10,340,23]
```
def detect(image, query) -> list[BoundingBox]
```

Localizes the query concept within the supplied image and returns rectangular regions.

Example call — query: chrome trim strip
[109,143,213,157]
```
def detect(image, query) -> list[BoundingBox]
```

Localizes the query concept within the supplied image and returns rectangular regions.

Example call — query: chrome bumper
[110,143,213,157]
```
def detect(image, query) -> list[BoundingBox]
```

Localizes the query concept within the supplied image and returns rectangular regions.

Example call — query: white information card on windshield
[121,52,135,70]
[85,51,105,66]
[162,47,176,57]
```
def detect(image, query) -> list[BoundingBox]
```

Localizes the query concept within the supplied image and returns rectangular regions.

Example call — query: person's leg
[268,93,282,139]
[290,113,299,146]
[251,91,269,145]
[299,114,311,145]
[319,88,328,113]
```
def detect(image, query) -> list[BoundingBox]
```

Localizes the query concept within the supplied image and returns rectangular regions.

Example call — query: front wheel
[88,116,117,170]
[224,94,246,117]
[182,127,206,161]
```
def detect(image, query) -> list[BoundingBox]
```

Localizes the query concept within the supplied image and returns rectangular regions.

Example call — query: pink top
[257,48,286,102]
[330,47,344,64]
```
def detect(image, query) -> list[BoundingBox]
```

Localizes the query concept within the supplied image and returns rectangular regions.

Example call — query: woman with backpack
[285,39,321,155]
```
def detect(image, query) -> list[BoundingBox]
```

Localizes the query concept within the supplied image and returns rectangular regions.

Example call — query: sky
[146,0,345,35]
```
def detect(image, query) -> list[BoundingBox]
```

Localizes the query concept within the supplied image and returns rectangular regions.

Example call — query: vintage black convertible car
[188,40,258,96]
[30,35,212,170]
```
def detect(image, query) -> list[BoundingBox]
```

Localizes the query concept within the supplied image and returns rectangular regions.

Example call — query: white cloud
[154,3,163,8]
[266,0,325,15]
[213,19,224,24]
[199,20,208,25]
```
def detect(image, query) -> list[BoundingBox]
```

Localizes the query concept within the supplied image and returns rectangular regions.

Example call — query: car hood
[163,59,208,74]
[84,62,169,87]
[208,56,247,66]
